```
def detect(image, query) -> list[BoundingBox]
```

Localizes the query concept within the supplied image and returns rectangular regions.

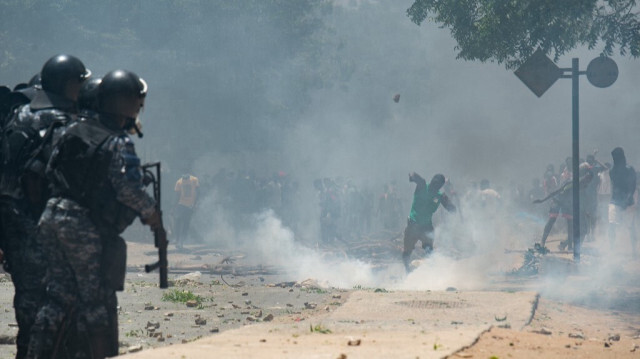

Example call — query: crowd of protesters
[174,146,639,260]
[527,148,638,256]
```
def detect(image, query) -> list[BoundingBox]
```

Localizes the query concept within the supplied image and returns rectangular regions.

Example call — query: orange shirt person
[175,174,199,208]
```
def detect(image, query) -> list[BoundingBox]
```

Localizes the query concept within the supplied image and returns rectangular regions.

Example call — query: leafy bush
[161,289,204,304]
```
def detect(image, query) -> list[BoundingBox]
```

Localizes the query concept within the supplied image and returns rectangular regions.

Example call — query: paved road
[126,290,538,359]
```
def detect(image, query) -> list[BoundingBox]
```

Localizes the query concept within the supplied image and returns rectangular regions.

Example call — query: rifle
[141,162,168,288]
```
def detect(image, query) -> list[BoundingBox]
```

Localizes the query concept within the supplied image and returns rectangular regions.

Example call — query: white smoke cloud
[199,204,528,290]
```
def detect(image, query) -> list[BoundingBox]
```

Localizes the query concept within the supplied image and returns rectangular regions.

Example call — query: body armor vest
[0,104,67,215]
[49,117,138,234]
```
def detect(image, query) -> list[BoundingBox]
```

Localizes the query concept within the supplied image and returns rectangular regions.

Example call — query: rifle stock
[141,162,169,289]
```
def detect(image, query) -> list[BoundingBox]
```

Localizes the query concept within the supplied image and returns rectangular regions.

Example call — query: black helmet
[99,70,147,102]
[12,83,28,91]
[78,77,102,112]
[40,54,91,95]
[98,70,147,119]
[28,73,42,88]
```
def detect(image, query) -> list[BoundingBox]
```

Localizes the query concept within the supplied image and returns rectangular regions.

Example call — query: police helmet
[28,73,42,88]
[40,54,91,95]
[98,70,147,119]
[13,83,28,91]
[78,77,102,112]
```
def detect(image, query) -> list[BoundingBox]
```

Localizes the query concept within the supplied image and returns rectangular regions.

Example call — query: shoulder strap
[78,124,117,199]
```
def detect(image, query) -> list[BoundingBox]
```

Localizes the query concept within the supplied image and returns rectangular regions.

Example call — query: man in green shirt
[403,172,456,271]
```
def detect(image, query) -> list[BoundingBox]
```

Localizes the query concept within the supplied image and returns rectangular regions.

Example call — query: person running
[534,163,594,252]
[402,172,456,271]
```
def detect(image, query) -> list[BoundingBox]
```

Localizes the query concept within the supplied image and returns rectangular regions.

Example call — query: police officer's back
[48,70,159,230]
[1,54,90,216]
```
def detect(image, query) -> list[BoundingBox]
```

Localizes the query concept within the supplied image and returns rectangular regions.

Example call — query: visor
[81,68,92,81]
[139,77,148,97]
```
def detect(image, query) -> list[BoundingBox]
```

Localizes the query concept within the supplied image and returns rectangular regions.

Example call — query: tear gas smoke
[5,1,638,308]
[195,192,535,291]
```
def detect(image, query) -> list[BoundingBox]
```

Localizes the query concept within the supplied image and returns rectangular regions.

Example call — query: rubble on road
[531,327,552,335]
[347,338,361,346]
[568,332,585,340]
[174,271,203,286]
[127,345,143,353]
[509,248,541,276]
[195,316,207,325]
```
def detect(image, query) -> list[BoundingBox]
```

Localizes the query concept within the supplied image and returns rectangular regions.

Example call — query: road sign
[514,50,621,262]
[514,49,563,97]
[586,56,618,88]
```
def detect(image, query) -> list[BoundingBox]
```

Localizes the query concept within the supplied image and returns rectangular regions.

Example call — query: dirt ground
[0,242,347,358]
[453,236,640,359]
[453,297,640,359]
[0,234,638,358]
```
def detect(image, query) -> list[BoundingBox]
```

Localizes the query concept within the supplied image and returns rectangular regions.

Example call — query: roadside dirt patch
[452,297,640,359]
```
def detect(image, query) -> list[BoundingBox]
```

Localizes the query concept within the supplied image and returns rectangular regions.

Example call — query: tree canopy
[407,0,640,69]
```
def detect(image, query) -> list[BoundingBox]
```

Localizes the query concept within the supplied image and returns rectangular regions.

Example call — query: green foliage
[300,287,328,294]
[309,323,332,334]
[182,335,203,343]
[124,329,143,337]
[161,289,203,304]
[353,285,391,293]
[407,0,640,69]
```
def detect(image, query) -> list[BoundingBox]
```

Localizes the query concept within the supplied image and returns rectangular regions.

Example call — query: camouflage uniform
[0,202,45,359]
[0,91,75,359]
[28,114,155,359]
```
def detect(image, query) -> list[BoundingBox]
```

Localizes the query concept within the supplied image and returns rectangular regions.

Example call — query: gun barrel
[142,161,168,289]
[160,264,168,288]
[145,261,160,273]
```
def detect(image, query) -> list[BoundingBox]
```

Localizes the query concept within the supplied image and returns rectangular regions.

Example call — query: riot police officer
[0,54,90,359]
[28,70,160,359]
